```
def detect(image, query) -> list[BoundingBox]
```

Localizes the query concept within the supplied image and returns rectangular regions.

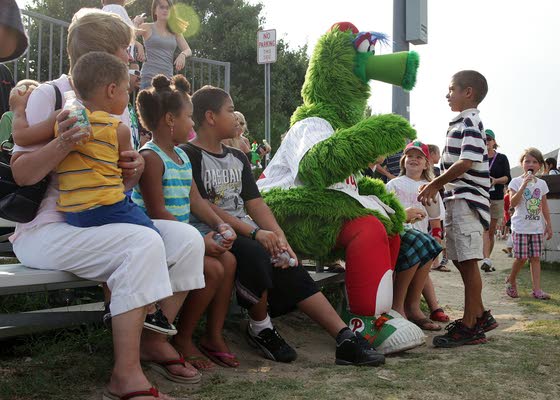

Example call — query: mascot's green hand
[358,176,407,233]
[298,113,416,188]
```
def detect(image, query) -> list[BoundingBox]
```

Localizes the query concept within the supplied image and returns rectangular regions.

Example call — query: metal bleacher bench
[0,219,344,339]
[0,217,104,339]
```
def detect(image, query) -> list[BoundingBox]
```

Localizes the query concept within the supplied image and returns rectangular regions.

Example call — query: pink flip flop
[198,343,240,368]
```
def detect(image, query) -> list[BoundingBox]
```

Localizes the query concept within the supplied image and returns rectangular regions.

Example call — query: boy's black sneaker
[144,308,177,336]
[245,325,297,363]
[477,310,498,332]
[335,332,385,367]
[102,303,112,330]
[433,320,487,348]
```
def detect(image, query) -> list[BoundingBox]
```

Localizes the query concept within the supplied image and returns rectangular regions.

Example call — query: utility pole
[392,0,410,120]
[392,0,428,120]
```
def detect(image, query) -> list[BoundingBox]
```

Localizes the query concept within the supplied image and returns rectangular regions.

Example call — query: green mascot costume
[257,22,425,354]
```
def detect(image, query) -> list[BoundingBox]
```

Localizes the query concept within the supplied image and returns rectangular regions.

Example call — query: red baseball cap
[404,141,430,159]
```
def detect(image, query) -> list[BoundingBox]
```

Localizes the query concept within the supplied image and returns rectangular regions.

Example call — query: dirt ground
[84,239,557,400]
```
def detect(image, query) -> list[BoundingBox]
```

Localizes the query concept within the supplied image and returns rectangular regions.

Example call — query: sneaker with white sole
[480,259,495,272]
[245,324,297,363]
[335,332,385,366]
[144,308,177,336]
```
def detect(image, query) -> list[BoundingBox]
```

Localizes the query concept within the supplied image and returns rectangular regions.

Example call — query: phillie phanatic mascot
[257,22,424,354]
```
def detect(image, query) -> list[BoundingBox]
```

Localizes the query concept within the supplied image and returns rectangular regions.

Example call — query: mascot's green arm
[357,176,407,233]
[298,113,416,188]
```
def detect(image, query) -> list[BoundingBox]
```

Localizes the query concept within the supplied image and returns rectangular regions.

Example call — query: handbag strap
[47,81,63,110]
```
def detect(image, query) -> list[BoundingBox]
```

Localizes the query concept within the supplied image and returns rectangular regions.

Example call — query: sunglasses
[128,69,141,77]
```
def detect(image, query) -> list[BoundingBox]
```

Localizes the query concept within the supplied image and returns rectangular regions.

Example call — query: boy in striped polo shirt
[418,70,498,347]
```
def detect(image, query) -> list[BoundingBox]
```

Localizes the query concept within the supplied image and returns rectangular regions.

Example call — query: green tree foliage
[23,0,308,151]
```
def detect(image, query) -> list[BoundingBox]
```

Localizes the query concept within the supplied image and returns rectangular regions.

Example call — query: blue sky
[249,0,560,165]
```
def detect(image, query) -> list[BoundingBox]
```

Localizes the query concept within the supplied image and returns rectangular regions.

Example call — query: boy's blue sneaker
[433,320,487,348]
[245,324,297,363]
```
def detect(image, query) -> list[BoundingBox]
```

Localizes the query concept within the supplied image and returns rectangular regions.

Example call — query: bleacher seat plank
[0,264,99,296]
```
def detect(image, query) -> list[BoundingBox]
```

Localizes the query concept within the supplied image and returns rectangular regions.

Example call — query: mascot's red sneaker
[341,309,425,355]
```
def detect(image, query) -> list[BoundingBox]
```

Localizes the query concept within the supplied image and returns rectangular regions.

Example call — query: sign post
[257,29,277,163]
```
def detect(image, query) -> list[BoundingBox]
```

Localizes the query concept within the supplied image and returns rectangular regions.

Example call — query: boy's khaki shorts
[444,199,483,262]
[490,199,504,222]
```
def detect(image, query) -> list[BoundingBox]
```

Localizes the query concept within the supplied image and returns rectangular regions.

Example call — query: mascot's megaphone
[365,51,419,91]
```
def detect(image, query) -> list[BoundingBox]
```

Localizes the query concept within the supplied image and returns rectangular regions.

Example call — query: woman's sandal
[103,386,159,400]
[199,343,240,368]
[409,317,442,331]
[431,264,451,272]
[429,308,450,322]
[142,353,202,384]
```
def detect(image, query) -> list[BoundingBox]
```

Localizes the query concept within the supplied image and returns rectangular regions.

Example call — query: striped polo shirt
[132,142,192,222]
[441,108,490,229]
[55,110,125,212]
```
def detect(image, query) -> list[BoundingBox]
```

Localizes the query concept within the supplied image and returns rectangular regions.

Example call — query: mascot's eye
[356,40,370,53]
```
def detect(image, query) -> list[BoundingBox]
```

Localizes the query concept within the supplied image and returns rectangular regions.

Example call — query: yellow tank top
[55,110,125,212]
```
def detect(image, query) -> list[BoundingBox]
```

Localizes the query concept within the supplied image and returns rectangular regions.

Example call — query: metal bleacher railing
[8,9,231,92]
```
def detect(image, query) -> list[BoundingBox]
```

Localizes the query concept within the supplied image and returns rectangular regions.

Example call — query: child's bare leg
[404,261,431,320]
[173,256,223,367]
[421,274,440,313]
[102,283,111,305]
[455,259,484,327]
[200,252,238,366]
[297,292,347,338]
[529,256,542,292]
[249,291,268,321]
[392,264,419,316]
[508,258,527,287]
[140,290,198,379]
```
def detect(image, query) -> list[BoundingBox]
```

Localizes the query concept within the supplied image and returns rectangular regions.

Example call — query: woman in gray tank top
[139,0,192,89]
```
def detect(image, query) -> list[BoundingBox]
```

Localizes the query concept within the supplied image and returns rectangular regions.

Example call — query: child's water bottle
[213,229,234,247]
[63,90,92,144]
[527,169,535,188]
[271,251,296,267]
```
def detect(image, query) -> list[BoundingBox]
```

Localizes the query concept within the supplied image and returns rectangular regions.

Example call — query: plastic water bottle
[213,229,234,246]
[271,251,296,267]
[63,90,92,144]
[527,169,535,188]
[424,200,440,219]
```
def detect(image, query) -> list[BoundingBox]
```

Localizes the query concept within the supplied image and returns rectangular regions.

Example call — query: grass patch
[525,320,560,336]
[511,262,560,315]
[0,326,112,400]
[186,332,560,400]
[1,287,104,313]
